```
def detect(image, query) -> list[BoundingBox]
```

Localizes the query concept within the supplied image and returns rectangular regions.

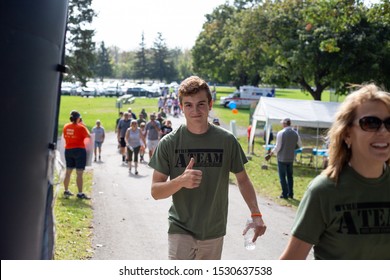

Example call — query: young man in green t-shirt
[149,76,267,260]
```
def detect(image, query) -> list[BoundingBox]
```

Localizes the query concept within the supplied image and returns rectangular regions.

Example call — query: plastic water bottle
[244,218,256,250]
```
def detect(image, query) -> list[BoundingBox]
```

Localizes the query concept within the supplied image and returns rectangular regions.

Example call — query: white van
[219,86,274,108]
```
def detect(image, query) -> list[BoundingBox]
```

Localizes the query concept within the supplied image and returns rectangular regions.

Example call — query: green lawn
[54,170,93,259]
[58,96,159,134]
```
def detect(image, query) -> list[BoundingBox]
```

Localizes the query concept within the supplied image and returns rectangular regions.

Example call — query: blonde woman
[280,84,390,260]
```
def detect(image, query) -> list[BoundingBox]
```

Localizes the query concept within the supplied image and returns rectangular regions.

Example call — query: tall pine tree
[151,32,176,82]
[95,41,113,81]
[133,32,149,83]
[65,0,96,85]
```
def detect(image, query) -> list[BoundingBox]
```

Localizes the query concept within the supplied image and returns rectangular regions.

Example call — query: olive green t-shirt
[292,165,390,260]
[149,124,248,240]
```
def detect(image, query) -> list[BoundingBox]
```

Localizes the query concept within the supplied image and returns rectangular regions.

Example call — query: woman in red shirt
[62,110,90,199]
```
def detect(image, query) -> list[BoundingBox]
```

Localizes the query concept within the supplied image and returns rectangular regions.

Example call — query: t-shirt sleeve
[291,176,329,245]
[230,135,248,174]
[148,138,170,176]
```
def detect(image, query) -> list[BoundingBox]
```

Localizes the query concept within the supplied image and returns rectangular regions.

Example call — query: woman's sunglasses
[358,116,390,132]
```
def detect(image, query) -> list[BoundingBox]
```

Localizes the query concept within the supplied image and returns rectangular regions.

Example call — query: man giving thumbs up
[149,76,266,260]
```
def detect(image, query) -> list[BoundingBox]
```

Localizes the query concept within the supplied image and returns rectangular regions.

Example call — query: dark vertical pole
[0,0,69,259]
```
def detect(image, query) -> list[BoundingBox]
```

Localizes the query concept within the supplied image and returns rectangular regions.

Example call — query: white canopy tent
[249,97,341,161]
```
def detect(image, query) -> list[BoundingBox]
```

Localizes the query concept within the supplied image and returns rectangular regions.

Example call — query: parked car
[126,87,160,98]
[80,86,99,97]
[61,82,80,95]
[103,86,121,97]
[61,85,74,95]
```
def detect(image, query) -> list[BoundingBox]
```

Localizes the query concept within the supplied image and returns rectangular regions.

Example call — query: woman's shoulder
[307,174,336,194]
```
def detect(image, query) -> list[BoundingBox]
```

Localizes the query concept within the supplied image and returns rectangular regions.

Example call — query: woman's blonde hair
[322,84,390,181]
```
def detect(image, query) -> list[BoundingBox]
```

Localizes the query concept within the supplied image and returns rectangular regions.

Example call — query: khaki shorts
[168,233,224,260]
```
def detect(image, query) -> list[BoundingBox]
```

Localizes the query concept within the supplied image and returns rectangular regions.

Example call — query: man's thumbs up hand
[186,157,195,170]
[181,158,202,189]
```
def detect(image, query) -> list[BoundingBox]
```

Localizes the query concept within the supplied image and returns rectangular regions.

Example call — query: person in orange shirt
[62,110,91,199]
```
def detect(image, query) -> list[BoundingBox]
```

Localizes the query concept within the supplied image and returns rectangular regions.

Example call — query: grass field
[55,88,335,258]
[54,170,94,259]
[58,96,159,133]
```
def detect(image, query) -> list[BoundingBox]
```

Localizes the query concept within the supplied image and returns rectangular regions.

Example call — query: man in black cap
[269,118,302,199]
[62,110,91,199]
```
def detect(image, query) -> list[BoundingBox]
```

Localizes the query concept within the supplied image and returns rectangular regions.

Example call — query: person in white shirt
[269,118,302,199]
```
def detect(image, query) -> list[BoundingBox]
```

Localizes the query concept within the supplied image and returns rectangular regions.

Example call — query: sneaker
[94,158,97,162]
[77,193,90,200]
[64,190,74,197]
[135,170,138,175]
[99,156,101,161]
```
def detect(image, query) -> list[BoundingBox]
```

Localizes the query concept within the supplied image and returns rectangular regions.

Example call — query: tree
[193,0,390,100]
[247,0,390,99]
[113,51,135,79]
[65,0,96,85]
[150,32,177,82]
[176,49,193,80]
[192,4,237,84]
[133,32,149,83]
[95,41,113,81]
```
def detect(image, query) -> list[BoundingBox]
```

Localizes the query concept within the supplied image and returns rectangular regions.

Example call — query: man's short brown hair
[178,76,212,105]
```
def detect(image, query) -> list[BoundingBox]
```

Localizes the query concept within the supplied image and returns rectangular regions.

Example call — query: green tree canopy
[193,0,390,100]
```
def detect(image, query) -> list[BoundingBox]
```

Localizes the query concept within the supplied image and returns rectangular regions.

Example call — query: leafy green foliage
[193,0,390,100]
[192,3,237,83]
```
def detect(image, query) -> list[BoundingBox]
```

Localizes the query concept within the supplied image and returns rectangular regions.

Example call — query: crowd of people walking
[115,103,178,176]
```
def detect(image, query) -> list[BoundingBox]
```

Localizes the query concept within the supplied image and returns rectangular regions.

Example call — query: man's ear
[209,100,213,111]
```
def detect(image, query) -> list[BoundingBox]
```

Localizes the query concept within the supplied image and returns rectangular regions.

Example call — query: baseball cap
[70,110,81,119]
[281,118,291,124]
